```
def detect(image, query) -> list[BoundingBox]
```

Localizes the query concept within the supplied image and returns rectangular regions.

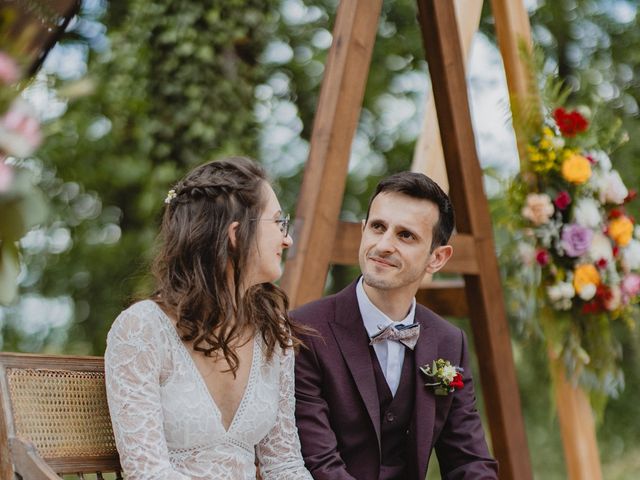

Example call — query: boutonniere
[420,359,464,396]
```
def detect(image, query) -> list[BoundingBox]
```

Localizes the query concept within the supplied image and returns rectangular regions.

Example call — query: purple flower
[561,223,593,257]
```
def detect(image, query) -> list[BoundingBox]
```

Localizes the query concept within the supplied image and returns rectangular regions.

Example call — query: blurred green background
[1,0,639,478]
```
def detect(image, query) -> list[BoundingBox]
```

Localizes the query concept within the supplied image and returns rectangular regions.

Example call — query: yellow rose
[573,264,601,294]
[608,216,634,246]
[561,154,592,184]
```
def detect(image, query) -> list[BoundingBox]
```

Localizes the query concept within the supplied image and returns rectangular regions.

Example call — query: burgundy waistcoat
[370,346,416,480]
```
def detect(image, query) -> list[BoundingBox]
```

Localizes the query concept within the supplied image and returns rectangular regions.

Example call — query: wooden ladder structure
[280,1,533,479]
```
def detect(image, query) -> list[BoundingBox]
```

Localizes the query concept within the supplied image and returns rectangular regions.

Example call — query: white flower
[578,283,597,301]
[573,198,602,228]
[547,282,575,310]
[588,232,614,263]
[598,170,628,205]
[441,365,457,383]
[589,150,611,171]
[622,239,640,271]
[517,242,536,266]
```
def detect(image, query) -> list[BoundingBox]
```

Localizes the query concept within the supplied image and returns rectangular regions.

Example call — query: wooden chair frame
[0,353,121,480]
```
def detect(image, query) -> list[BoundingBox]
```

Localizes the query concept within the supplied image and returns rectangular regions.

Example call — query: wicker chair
[0,353,122,479]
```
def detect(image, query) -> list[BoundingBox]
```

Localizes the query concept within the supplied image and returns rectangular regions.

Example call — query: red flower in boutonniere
[420,358,464,396]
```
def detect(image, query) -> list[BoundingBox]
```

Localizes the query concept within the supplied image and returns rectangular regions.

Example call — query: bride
[105,157,312,479]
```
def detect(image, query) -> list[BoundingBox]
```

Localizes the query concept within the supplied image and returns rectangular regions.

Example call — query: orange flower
[561,153,592,184]
[608,216,634,246]
[573,264,601,294]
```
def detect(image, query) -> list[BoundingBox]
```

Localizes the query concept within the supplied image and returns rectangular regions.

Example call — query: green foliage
[1,0,278,353]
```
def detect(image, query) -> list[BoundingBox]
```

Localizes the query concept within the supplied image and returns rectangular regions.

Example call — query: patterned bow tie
[369,323,421,350]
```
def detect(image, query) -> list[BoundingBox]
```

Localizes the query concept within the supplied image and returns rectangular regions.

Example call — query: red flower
[585,154,597,165]
[596,258,608,269]
[554,191,571,210]
[613,246,620,257]
[581,302,601,314]
[535,249,550,266]
[553,107,589,137]
[624,189,637,203]
[450,373,464,390]
[609,208,623,219]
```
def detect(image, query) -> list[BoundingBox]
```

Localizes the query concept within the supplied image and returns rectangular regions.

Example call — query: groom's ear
[425,245,453,274]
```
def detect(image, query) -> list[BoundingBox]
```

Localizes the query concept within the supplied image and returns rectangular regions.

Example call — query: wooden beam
[281,0,384,308]
[416,280,468,318]
[490,0,539,167]
[411,0,484,192]
[417,1,533,479]
[330,221,479,274]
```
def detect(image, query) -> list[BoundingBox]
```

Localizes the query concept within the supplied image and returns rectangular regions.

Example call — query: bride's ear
[228,221,240,249]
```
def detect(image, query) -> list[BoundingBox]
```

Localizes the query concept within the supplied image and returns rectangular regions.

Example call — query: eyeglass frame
[251,213,291,237]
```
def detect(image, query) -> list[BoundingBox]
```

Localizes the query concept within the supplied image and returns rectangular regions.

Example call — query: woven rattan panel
[7,368,117,459]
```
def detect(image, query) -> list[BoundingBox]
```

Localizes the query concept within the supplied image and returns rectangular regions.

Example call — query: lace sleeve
[104,306,189,480]
[256,346,313,480]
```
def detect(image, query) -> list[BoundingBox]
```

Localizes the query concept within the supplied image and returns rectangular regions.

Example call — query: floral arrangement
[0,47,47,305]
[505,95,638,404]
[420,359,464,396]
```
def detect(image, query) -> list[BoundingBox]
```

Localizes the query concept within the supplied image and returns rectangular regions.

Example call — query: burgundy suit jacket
[292,280,498,480]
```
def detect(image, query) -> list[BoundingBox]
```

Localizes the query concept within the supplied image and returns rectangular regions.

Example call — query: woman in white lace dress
[105,157,313,479]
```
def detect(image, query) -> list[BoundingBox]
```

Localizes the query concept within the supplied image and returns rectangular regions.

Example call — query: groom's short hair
[364,172,455,249]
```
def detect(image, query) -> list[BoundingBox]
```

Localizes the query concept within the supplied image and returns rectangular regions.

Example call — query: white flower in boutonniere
[420,358,464,396]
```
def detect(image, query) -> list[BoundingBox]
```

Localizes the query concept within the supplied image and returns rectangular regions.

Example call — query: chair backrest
[0,352,122,479]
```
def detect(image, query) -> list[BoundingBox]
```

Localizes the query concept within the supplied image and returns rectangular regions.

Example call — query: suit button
[386,412,395,422]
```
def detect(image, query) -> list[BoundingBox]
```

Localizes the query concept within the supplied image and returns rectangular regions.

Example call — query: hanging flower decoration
[505,98,639,405]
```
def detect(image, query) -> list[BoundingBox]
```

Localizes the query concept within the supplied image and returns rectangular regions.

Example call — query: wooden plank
[551,357,603,480]
[411,0,484,192]
[0,361,15,479]
[330,221,479,274]
[416,281,468,318]
[281,0,384,307]
[416,1,533,479]
[490,0,538,166]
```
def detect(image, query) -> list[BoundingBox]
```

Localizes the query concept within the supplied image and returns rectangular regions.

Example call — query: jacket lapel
[329,281,382,448]
[412,308,438,479]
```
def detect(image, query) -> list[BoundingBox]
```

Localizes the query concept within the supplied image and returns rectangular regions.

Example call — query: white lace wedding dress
[105,300,312,480]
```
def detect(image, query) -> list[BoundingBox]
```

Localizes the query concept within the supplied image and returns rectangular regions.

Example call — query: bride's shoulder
[108,300,171,339]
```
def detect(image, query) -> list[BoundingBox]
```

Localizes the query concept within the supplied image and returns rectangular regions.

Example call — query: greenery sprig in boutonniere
[420,359,464,396]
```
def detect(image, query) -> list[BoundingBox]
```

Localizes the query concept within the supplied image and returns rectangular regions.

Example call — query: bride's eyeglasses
[252,213,290,237]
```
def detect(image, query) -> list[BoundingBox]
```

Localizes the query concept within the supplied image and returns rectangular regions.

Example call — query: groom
[292,172,498,479]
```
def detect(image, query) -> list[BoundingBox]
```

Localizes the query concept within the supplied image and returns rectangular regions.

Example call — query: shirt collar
[356,277,416,337]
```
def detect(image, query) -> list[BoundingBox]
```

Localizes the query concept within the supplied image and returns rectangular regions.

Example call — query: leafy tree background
[1,0,639,477]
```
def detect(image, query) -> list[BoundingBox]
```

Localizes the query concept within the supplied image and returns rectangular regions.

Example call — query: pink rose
[0,52,20,85]
[0,101,43,157]
[522,193,554,225]
[621,274,640,303]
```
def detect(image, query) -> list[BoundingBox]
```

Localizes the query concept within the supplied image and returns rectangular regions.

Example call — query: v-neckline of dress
[151,301,260,435]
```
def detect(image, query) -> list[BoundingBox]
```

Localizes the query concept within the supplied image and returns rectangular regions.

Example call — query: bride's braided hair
[152,156,305,374]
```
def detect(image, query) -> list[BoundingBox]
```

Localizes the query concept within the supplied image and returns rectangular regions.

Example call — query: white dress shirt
[356,277,417,396]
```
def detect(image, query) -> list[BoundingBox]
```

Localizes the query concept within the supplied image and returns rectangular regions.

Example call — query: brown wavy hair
[152,156,304,375]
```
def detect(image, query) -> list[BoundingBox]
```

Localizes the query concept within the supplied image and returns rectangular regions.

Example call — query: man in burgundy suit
[292,172,498,479]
